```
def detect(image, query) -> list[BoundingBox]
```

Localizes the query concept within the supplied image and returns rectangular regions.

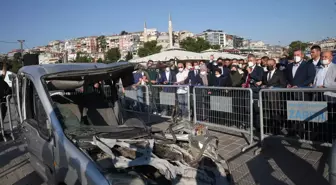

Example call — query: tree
[180,37,211,53]
[13,52,22,62]
[96,35,108,52]
[211,45,221,50]
[75,52,90,63]
[288,41,309,58]
[97,58,103,63]
[125,51,133,61]
[137,41,162,57]
[105,48,121,63]
[120,30,128,35]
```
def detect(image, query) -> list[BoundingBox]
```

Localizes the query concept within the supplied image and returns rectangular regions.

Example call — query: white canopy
[129,49,203,63]
[199,52,246,60]
[129,49,246,63]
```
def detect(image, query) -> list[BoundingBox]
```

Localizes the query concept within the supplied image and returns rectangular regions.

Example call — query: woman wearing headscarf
[199,65,210,86]
[230,64,244,87]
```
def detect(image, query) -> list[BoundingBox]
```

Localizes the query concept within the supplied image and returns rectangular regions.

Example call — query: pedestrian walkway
[0,126,330,185]
[209,129,329,185]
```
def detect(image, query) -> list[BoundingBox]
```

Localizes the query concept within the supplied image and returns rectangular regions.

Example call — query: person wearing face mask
[199,65,210,86]
[242,54,264,90]
[314,51,336,88]
[215,58,230,77]
[285,49,316,88]
[184,61,203,86]
[261,56,269,72]
[158,64,177,115]
[185,61,193,71]
[175,63,189,119]
[212,68,232,87]
[159,64,177,85]
[230,64,244,87]
[261,59,286,88]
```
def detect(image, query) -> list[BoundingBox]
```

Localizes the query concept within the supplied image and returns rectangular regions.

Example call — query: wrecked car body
[14,62,231,185]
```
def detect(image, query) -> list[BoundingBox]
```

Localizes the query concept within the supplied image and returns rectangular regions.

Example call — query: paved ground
[0,115,330,185]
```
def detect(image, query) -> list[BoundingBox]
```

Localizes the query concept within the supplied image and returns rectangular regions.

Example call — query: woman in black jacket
[213,68,232,87]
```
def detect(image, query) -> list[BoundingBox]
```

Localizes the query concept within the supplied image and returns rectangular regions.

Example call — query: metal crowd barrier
[0,95,16,142]
[259,88,336,147]
[150,85,191,121]
[119,85,150,122]
[193,86,255,152]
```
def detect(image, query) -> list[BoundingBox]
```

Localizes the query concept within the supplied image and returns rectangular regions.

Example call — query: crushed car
[14,62,232,185]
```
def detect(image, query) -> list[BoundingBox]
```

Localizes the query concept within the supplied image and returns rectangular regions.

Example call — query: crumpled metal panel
[93,136,230,185]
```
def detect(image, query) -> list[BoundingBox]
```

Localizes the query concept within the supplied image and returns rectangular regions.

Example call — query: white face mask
[200,71,206,75]
[322,59,329,65]
[248,62,254,67]
[194,65,200,70]
[187,66,192,69]
[294,56,301,63]
[213,62,217,66]
[238,64,243,68]
[215,74,221,78]
[165,67,170,72]
[178,67,184,72]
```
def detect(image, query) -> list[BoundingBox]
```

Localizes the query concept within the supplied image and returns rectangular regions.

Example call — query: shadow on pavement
[12,171,44,185]
[0,143,26,169]
[247,138,329,185]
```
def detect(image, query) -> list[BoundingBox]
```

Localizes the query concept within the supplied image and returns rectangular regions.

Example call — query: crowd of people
[130,45,336,135]
[136,45,336,91]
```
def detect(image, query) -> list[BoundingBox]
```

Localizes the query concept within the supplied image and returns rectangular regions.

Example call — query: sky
[0,0,336,53]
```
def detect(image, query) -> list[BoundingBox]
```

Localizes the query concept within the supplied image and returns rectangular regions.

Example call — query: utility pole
[18,40,25,65]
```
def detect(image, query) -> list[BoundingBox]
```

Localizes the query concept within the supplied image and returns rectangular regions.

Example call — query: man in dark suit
[184,61,203,86]
[286,49,316,88]
[262,59,287,134]
[159,65,177,88]
[159,65,177,116]
[262,59,286,88]
[243,54,264,90]
[217,58,231,77]
[207,55,217,73]
[308,45,322,67]
[242,54,264,128]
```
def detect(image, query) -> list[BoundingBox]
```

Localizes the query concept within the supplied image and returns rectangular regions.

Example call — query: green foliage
[105,48,121,63]
[288,41,309,58]
[137,41,162,57]
[120,30,128,35]
[97,58,103,63]
[96,35,108,52]
[13,52,21,61]
[180,37,211,53]
[75,52,91,63]
[211,45,221,50]
[125,51,133,61]
[10,60,22,73]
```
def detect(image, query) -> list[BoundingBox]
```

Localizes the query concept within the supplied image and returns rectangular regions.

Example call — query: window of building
[25,79,49,138]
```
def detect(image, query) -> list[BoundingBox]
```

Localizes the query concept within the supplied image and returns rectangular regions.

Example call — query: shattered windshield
[45,76,122,135]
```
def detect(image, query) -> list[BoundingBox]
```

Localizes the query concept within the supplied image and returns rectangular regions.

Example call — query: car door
[21,77,56,183]
[12,74,23,123]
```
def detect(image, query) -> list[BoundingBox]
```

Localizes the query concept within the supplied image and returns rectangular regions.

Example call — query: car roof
[19,62,133,79]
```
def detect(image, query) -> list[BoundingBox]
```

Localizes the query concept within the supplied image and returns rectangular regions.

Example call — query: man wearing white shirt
[313,51,332,88]
[323,51,336,88]
[175,63,188,119]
